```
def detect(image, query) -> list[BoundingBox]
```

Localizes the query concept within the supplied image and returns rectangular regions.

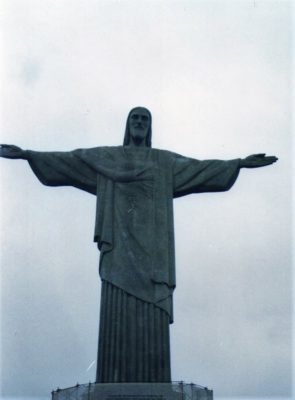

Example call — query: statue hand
[240,153,278,168]
[0,144,27,159]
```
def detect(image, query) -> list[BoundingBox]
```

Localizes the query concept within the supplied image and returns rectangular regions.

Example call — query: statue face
[128,108,151,145]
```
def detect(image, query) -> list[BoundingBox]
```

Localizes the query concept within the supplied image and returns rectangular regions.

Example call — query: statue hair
[123,107,152,147]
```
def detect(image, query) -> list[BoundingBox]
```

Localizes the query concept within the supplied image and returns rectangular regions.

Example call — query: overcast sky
[0,1,293,399]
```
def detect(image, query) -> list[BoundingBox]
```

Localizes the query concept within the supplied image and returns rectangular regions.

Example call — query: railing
[52,381,213,400]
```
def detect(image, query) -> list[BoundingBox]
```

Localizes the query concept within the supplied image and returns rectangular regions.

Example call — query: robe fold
[27,145,240,382]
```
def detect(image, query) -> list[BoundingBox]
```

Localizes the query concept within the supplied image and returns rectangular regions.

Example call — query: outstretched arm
[0,144,97,194]
[239,153,278,168]
[172,152,278,198]
[172,154,241,197]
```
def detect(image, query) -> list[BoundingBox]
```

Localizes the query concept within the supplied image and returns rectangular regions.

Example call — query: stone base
[52,382,213,400]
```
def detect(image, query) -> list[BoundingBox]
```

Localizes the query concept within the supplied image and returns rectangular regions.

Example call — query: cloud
[20,59,42,86]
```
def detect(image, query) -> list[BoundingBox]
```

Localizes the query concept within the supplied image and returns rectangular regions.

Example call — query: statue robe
[27,146,240,382]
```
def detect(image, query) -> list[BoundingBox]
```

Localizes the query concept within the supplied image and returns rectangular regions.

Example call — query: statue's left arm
[239,153,278,168]
[172,152,278,198]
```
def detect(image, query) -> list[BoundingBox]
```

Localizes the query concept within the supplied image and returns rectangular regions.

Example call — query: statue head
[123,107,152,147]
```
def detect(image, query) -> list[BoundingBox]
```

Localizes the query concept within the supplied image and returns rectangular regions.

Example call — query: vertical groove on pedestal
[96,280,171,383]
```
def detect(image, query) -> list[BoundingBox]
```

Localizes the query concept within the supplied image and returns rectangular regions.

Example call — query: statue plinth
[51,382,213,400]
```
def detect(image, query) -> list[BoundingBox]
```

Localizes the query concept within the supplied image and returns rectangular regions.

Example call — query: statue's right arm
[0,144,28,159]
[0,144,97,195]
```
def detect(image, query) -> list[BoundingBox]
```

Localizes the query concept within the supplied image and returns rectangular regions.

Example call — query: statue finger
[254,153,266,158]
[265,156,278,163]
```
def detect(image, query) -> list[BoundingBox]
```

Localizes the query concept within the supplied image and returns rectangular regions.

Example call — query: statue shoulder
[152,148,184,161]
[73,145,121,158]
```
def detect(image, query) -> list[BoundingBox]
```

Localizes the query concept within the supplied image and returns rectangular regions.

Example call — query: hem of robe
[99,277,174,323]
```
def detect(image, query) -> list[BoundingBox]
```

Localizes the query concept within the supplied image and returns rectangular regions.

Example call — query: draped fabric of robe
[97,281,171,383]
[27,146,240,382]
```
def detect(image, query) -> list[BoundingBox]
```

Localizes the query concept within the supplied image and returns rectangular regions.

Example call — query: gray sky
[0,0,293,399]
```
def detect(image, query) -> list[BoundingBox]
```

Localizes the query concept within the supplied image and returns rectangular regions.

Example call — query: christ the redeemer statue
[0,107,277,384]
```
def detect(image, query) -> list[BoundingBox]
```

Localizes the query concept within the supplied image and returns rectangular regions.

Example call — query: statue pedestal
[52,382,213,400]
